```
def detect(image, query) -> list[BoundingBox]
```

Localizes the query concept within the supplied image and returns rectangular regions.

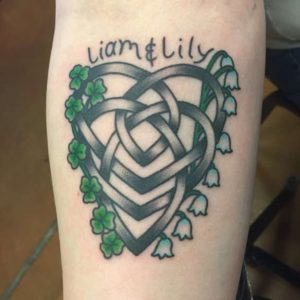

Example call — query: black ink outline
[69,62,229,255]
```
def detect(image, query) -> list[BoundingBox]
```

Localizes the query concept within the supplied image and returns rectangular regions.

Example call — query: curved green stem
[71,123,90,178]
[193,51,229,170]
[200,50,228,107]
[184,189,201,199]
[200,66,235,112]
[175,210,188,219]
[213,65,234,80]
[206,50,228,73]
[222,87,232,97]
[78,161,89,177]
[159,232,168,240]
[71,123,78,139]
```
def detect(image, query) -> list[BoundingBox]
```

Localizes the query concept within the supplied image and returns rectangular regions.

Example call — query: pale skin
[47,1,265,299]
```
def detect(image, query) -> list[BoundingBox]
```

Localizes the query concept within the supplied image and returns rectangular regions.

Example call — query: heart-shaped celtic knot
[65,52,239,259]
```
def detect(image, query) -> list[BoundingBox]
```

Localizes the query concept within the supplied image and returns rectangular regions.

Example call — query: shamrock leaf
[100,231,124,258]
[67,139,86,169]
[85,79,107,105]
[80,176,101,203]
[69,65,90,90]
[90,206,115,234]
[65,96,83,122]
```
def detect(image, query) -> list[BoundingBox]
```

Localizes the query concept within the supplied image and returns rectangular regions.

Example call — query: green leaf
[84,191,96,203]
[73,99,83,112]
[80,177,90,193]
[94,79,107,94]
[103,231,117,245]
[69,139,79,153]
[65,96,76,108]
[91,219,103,234]
[100,243,112,258]
[103,212,115,230]
[90,177,101,193]
[91,94,103,105]
[112,239,124,255]
[76,143,86,160]
[70,78,82,90]
[85,82,94,96]
[69,65,82,79]
[93,206,107,219]
[67,153,79,169]
[79,66,89,80]
[65,108,75,122]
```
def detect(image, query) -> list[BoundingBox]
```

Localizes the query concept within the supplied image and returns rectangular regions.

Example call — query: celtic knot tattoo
[65,49,240,259]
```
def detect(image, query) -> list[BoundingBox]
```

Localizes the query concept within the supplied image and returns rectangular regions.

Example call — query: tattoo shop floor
[0,0,299,299]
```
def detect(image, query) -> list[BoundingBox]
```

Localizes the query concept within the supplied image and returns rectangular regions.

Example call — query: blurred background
[0,0,299,299]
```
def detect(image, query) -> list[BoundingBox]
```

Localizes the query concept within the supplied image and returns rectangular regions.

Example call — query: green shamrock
[100,231,124,258]
[90,206,115,234]
[69,65,89,90]
[65,96,83,122]
[85,79,107,105]
[80,176,101,203]
[67,139,86,169]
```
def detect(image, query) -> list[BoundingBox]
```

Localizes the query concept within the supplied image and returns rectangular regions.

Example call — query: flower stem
[71,123,90,178]
[159,232,168,240]
[175,210,188,219]
[71,123,78,139]
[206,50,228,73]
[213,65,234,80]
[200,50,228,108]
[222,87,232,97]
[192,50,229,172]
[184,189,201,199]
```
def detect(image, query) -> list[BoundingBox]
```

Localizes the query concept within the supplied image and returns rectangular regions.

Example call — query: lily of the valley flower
[172,218,193,240]
[216,132,232,154]
[224,70,240,90]
[188,194,208,216]
[152,237,174,259]
[222,96,237,116]
[203,165,220,188]
[221,55,234,68]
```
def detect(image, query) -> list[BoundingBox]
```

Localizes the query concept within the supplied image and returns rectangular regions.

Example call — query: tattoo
[88,36,214,67]
[65,45,240,259]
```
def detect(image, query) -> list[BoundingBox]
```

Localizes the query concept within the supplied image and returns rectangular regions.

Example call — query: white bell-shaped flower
[222,96,237,116]
[152,237,174,259]
[224,70,240,90]
[188,194,208,216]
[203,165,220,188]
[216,132,232,154]
[172,218,193,241]
[221,55,234,68]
